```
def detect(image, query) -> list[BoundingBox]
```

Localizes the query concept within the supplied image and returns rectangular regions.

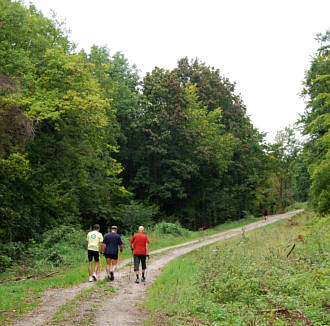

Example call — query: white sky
[27,0,330,142]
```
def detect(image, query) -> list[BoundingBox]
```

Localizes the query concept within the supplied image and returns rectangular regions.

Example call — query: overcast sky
[27,0,329,142]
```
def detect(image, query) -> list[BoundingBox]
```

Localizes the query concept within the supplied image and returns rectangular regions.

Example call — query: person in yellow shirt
[86,224,103,281]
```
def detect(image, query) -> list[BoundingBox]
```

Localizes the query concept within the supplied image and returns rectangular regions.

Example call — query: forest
[0,0,329,271]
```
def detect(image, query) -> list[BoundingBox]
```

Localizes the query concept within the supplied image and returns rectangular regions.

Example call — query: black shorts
[134,255,147,271]
[88,250,99,262]
[105,253,118,260]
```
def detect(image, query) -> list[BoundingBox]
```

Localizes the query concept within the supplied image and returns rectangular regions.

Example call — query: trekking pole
[144,254,150,285]
[118,251,122,280]
[98,254,105,280]
[129,249,133,281]
[80,257,87,273]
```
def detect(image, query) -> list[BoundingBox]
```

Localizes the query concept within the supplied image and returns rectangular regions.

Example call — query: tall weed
[145,211,329,325]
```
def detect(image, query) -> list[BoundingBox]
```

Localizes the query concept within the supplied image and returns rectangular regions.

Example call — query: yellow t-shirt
[86,230,103,252]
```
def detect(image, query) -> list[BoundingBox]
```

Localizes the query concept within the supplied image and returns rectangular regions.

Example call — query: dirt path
[93,209,303,326]
[11,210,303,326]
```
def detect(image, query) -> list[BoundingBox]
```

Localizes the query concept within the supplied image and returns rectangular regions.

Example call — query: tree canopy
[0,0,323,267]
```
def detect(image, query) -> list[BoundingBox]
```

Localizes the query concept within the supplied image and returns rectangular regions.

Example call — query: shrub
[0,254,12,272]
[152,222,190,237]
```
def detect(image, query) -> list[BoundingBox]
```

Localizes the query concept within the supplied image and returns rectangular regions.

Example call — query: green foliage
[0,254,12,272]
[116,201,157,234]
[152,222,190,237]
[26,225,86,272]
[0,0,126,248]
[265,127,303,213]
[300,31,330,215]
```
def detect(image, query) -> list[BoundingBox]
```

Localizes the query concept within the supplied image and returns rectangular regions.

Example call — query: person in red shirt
[130,226,150,283]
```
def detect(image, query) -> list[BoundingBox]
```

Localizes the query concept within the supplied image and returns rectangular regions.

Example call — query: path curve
[93,210,303,326]
[10,210,303,326]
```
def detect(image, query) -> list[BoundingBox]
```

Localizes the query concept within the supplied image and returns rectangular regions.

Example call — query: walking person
[86,224,103,282]
[263,209,268,221]
[101,226,123,281]
[130,226,150,283]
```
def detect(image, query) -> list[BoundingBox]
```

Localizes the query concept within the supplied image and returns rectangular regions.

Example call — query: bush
[0,254,12,272]
[26,225,87,273]
[152,222,190,237]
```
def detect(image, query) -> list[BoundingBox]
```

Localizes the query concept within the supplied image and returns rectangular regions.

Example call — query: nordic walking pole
[129,248,133,281]
[144,254,150,285]
[118,251,122,280]
[98,254,105,280]
[80,257,87,273]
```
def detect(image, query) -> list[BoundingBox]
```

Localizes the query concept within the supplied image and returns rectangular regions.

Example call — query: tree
[0,1,126,247]
[175,58,269,220]
[267,127,301,212]
[300,31,330,215]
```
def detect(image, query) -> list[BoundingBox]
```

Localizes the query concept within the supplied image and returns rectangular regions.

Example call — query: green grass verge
[144,211,329,325]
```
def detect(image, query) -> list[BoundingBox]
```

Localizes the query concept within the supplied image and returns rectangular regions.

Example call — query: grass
[0,214,264,325]
[144,210,329,325]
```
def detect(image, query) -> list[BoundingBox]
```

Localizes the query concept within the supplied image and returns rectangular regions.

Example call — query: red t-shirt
[130,233,150,255]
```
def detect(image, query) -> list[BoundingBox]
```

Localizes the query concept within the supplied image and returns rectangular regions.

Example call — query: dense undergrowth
[145,210,329,325]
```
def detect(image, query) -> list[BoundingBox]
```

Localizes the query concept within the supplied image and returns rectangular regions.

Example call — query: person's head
[93,224,100,231]
[111,226,118,233]
[138,226,144,233]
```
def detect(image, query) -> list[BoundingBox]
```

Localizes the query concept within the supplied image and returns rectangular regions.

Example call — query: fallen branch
[286,243,296,257]
[256,308,314,325]
[258,308,292,313]
[9,271,59,282]
[44,271,59,278]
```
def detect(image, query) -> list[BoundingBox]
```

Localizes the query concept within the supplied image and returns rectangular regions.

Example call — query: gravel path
[93,210,303,326]
[10,209,303,326]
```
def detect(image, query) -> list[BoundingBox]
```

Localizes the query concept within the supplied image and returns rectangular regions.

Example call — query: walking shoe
[92,272,97,281]
[141,276,145,282]
[110,271,114,281]
[135,278,140,284]
[89,276,93,282]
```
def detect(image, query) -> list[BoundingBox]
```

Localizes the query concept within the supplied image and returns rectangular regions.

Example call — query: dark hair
[93,224,100,230]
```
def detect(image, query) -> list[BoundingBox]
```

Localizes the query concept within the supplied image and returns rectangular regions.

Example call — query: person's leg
[106,258,111,275]
[92,251,99,280]
[110,258,117,280]
[141,255,147,281]
[88,251,93,281]
[134,255,140,282]
[112,259,117,271]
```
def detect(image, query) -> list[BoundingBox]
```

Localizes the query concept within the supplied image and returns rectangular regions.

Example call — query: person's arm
[101,243,105,254]
[118,236,123,252]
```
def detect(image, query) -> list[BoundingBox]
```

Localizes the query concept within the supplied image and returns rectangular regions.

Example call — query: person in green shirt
[86,224,103,281]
